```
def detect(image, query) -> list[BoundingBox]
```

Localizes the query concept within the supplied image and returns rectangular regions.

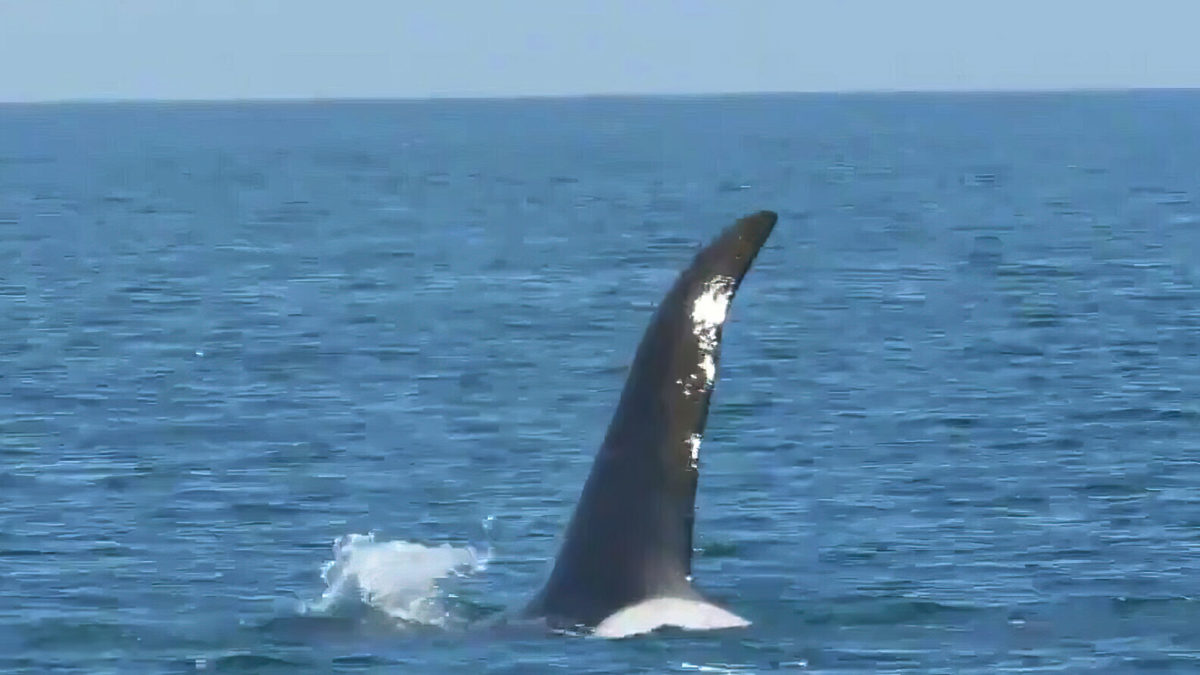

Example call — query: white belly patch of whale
[592,597,751,639]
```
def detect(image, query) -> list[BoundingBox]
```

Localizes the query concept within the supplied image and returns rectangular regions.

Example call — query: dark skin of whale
[523,211,778,630]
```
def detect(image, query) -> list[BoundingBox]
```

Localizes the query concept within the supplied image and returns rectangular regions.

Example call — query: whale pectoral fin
[525,211,778,629]
[592,597,751,639]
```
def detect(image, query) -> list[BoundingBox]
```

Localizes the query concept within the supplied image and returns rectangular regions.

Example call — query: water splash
[303,533,486,627]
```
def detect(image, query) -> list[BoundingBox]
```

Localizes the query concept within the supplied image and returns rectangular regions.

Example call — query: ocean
[2,91,1199,672]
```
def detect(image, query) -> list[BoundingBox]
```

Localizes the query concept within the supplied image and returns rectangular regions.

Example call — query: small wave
[302,533,486,628]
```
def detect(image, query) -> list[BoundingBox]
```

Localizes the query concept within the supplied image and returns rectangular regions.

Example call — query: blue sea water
[2,91,1200,672]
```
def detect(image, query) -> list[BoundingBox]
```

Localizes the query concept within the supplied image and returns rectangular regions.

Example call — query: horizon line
[3,85,1199,106]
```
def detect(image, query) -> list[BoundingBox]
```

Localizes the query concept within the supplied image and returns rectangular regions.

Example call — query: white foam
[684,275,736,397]
[687,433,702,469]
[304,533,485,627]
[691,275,736,330]
[592,597,750,639]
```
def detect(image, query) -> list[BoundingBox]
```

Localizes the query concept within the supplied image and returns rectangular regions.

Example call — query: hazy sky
[2,0,1198,102]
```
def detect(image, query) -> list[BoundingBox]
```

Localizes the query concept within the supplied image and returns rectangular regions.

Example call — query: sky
[2,0,1198,102]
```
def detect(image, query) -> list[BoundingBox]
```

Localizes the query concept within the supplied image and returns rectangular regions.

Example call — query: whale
[521,210,778,638]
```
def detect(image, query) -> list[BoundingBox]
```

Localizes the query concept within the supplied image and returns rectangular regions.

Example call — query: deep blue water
[2,92,1200,672]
